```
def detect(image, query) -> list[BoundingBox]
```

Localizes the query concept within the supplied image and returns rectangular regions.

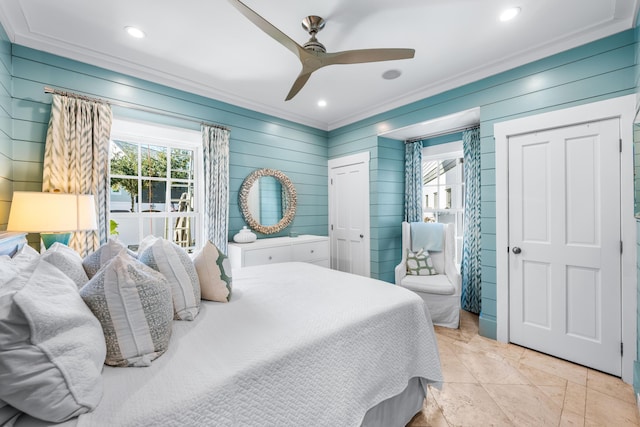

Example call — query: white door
[508,118,621,375]
[328,153,370,276]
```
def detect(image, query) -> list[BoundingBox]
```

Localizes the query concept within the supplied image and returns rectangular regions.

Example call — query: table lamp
[7,191,98,249]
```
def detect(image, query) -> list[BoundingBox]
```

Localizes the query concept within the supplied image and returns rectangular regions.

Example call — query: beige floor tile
[434,325,475,344]
[585,388,639,426]
[560,409,585,426]
[515,362,569,388]
[462,335,526,361]
[407,393,450,427]
[437,341,478,384]
[564,381,587,418]
[520,349,588,386]
[430,383,514,427]
[424,311,639,427]
[537,385,567,408]
[587,369,636,405]
[455,348,530,385]
[483,383,562,426]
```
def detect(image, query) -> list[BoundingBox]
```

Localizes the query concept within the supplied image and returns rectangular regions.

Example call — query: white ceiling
[0,0,637,131]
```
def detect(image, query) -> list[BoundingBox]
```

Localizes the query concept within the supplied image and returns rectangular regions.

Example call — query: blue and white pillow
[80,252,173,367]
[138,237,201,320]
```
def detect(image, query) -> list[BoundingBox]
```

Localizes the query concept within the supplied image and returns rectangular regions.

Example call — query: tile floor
[407,311,639,426]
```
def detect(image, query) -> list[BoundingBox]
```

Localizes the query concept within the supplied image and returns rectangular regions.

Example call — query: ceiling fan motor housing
[302,16,326,52]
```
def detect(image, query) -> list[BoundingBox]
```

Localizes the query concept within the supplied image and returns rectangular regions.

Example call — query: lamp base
[41,232,72,249]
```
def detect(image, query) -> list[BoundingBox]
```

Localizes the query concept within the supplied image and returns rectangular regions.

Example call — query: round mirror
[238,168,297,234]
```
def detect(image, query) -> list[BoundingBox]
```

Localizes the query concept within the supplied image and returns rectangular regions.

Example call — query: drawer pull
[268,256,272,260]
[310,250,314,253]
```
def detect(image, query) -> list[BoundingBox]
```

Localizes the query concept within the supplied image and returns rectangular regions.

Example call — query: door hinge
[621,342,624,356]
[620,241,623,254]
[619,138,622,153]
[507,246,510,253]
[330,178,333,185]
[331,224,334,231]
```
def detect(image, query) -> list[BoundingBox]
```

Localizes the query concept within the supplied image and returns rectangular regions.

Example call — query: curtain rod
[405,124,479,143]
[43,86,230,132]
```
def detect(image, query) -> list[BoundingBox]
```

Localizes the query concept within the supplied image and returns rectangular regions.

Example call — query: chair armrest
[445,261,462,295]
[394,261,407,285]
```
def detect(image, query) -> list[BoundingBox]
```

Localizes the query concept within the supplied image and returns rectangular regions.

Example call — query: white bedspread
[16,262,442,427]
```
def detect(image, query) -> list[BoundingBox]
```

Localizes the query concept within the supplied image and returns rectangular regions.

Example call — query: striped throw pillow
[80,252,173,367]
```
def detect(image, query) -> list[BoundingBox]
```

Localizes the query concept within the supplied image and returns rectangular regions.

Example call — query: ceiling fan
[228,0,416,101]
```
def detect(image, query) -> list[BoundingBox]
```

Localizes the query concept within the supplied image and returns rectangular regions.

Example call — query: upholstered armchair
[394,221,461,328]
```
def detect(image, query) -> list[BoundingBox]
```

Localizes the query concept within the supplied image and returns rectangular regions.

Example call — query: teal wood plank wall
[9,45,329,245]
[1,22,639,347]
[0,25,12,229]
[328,29,637,339]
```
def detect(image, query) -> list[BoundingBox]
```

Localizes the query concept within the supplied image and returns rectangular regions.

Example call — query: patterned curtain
[461,126,482,314]
[202,125,230,254]
[42,94,113,257]
[404,140,423,222]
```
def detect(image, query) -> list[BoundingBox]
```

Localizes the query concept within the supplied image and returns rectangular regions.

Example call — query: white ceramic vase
[233,226,257,243]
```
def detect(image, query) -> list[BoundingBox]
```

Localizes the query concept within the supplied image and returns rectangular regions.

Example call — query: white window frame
[109,118,204,250]
[422,141,464,267]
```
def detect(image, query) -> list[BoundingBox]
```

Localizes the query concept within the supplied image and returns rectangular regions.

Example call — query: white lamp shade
[76,194,98,231]
[7,192,98,233]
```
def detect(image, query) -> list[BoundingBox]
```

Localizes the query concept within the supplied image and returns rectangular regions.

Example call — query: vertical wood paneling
[10,45,329,242]
[328,29,636,340]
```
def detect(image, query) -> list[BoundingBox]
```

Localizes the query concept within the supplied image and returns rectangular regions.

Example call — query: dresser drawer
[292,241,329,262]
[243,246,291,266]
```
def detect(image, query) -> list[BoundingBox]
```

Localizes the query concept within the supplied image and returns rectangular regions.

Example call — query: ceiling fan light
[125,26,146,38]
[499,7,521,22]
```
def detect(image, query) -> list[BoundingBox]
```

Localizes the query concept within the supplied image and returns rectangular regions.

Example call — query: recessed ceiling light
[382,69,402,80]
[499,7,521,22]
[317,100,327,107]
[125,26,146,38]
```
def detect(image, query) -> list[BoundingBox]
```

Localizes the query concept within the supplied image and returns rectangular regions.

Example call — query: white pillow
[0,256,20,287]
[0,258,106,423]
[41,242,89,288]
[193,241,232,302]
[11,244,40,270]
[80,252,174,367]
[138,238,201,320]
[82,238,134,279]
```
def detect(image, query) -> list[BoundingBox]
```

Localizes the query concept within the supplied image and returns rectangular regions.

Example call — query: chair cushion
[400,273,455,295]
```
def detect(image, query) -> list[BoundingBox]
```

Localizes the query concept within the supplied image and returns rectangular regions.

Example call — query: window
[109,119,203,251]
[422,141,464,266]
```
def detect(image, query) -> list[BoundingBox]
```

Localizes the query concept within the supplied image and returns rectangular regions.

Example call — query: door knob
[512,247,521,254]
[360,234,364,238]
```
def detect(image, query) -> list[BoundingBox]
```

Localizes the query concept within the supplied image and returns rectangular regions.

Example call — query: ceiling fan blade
[228,0,305,59]
[285,69,315,101]
[322,48,415,66]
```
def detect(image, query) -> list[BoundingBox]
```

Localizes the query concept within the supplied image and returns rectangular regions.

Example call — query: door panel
[508,118,621,376]
[329,158,370,276]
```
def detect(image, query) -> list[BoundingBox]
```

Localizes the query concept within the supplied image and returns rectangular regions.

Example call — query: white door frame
[494,94,636,383]
[328,151,371,277]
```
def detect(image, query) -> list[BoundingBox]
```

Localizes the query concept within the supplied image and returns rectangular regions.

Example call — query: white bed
[2,234,442,427]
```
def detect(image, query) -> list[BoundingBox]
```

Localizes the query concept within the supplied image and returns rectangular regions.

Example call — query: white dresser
[228,235,329,269]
